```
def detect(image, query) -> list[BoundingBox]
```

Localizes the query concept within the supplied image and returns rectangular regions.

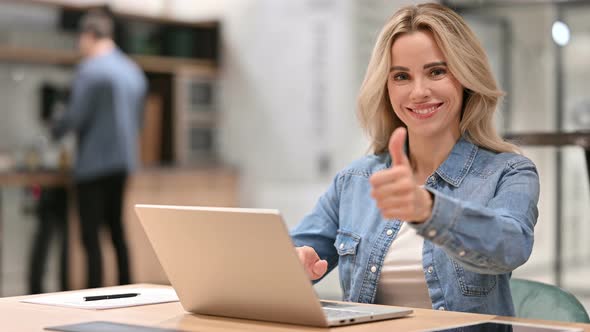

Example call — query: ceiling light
[552,20,570,47]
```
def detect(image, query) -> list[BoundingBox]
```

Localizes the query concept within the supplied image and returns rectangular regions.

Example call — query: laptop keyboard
[320,301,357,309]
[320,301,369,319]
[322,307,368,319]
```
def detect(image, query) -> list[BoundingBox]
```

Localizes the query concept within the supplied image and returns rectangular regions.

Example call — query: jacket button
[427,229,437,237]
[370,266,377,273]
[438,306,445,311]
[459,250,466,257]
[427,266,433,274]
[339,243,344,249]
[386,229,393,236]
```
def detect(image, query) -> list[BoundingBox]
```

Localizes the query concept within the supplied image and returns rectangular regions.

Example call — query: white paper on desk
[20,287,179,310]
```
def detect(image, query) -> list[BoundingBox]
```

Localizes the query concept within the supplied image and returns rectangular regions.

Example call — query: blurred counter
[0,170,69,187]
[0,166,240,292]
[0,165,238,186]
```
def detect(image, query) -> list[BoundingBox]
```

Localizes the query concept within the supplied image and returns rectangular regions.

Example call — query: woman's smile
[406,102,444,119]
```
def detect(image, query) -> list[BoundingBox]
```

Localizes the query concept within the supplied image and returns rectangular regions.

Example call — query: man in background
[51,9,147,288]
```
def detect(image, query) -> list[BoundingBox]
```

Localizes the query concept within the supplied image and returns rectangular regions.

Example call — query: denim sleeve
[51,71,97,140]
[410,159,540,275]
[290,173,342,281]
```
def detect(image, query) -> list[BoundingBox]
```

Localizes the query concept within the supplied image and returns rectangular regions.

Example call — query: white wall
[216,0,422,298]
[217,0,357,299]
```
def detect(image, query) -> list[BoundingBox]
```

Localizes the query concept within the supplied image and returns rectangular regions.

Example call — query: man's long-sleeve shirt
[52,48,147,181]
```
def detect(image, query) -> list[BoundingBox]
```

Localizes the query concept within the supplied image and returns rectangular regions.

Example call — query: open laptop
[135,204,413,327]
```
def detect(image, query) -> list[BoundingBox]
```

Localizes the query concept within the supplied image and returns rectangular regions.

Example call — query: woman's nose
[410,79,431,101]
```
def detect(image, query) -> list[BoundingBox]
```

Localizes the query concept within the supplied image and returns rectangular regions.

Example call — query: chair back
[511,278,590,323]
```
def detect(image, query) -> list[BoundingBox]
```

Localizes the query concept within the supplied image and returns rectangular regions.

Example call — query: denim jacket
[290,137,540,316]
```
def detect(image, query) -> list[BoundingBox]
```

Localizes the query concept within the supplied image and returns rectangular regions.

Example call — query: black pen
[83,292,140,301]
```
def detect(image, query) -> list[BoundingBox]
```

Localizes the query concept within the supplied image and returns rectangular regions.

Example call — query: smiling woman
[290,2,540,316]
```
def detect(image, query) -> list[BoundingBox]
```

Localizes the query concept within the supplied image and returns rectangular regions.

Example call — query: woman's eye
[430,68,447,77]
[393,73,409,81]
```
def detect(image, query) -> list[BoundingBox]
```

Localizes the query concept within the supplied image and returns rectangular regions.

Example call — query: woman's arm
[411,159,540,274]
[290,173,343,281]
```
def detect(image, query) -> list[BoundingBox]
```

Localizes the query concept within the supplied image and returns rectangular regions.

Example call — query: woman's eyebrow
[390,61,447,72]
[390,66,409,72]
[424,61,447,69]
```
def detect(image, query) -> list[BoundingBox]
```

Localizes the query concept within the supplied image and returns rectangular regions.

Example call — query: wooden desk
[3,284,590,332]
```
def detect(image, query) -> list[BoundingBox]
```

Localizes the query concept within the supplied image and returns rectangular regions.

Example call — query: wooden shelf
[0,46,78,66]
[132,54,217,76]
[0,46,218,75]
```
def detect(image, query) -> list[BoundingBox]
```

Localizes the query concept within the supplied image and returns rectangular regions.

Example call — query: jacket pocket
[452,260,497,297]
[334,230,361,299]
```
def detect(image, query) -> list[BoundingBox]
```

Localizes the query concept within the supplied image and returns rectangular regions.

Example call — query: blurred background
[0,0,588,312]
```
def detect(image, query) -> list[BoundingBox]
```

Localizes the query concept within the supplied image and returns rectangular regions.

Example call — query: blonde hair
[357,2,519,154]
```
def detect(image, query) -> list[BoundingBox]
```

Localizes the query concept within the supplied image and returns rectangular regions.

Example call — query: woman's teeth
[412,105,438,114]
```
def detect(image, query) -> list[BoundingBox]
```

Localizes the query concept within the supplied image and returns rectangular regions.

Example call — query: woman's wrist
[414,187,434,223]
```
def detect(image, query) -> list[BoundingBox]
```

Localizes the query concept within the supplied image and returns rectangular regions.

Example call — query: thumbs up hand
[389,126,411,168]
[369,127,433,223]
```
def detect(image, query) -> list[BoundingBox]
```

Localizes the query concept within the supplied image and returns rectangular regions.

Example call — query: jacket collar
[383,136,478,188]
[435,136,478,188]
